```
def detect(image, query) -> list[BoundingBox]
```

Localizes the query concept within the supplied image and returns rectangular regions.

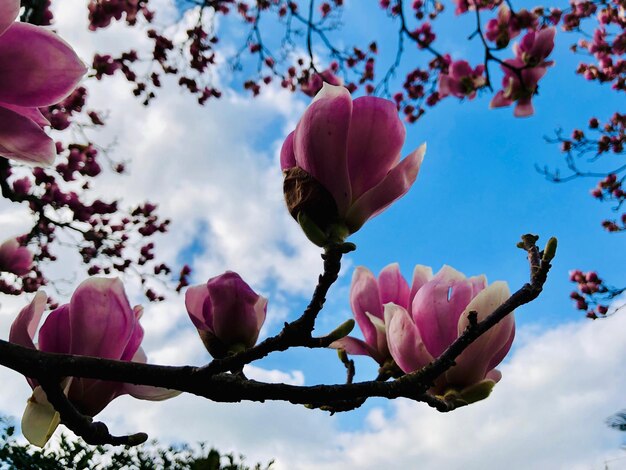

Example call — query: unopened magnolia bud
[542,237,558,262]
[326,319,355,342]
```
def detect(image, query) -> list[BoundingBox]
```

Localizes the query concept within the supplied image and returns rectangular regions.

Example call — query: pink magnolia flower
[385,265,515,403]
[490,58,548,117]
[331,263,422,365]
[301,67,343,97]
[490,28,555,117]
[0,237,33,275]
[185,271,267,358]
[514,27,556,67]
[0,0,86,165]
[10,278,178,446]
[281,84,425,241]
[485,5,518,48]
[438,60,486,99]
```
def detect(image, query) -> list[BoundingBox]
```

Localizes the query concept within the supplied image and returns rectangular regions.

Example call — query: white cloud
[285,312,626,470]
[13,306,621,470]
[1,4,625,470]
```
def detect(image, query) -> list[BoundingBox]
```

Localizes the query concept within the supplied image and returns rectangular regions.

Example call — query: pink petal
[185,284,211,330]
[122,348,181,400]
[450,60,473,79]
[378,263,410,309]
[349,266,382,347]
[0,0,19,37]
[68,277,134,360]
[0,102,49,127]
[522,65,548,85]
[280,131,296,169]
[385,304,433,373]
[412,265,474,358]
[366,311,390,359]
[468,274,487,296]
[486,368,502,383]
[0,106,55,165]
[9,291,47,349]
[345,143,425,232]
[69,378,120,417]
[208,272,265,348]
[408,264,434,311]
[346,96,405,200]
[489,90,512,109]
[438,74,452,97]
[330,336,381,362]
[487,321,515,371]
[119,320,144,362]
[448,281,514,386]
[0,23,86,107]
[514,99,534,117]
[293,83,352,215]
[37,304,71,354]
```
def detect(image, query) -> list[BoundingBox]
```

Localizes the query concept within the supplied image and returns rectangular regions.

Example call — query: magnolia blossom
[331,263,420,365]
[0,237,32,275]
[385,265,515,404]
[490,59,548,117]
[281,84,425,243]
[10,278,178,447]
[438,60,486,99]
[490,28,556,117]
[485,5,519,48]
[301,67,343,97]
[0,0,86,165]
[185,271,267,358]
[514,27,556,67]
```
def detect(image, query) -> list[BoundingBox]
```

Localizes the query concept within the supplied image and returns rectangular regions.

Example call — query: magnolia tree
[9,0,622,314]
[1,0,622,450]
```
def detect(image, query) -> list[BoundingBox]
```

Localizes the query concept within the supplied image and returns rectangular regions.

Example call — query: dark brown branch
[0,234,554,444]
[38,376,148,446]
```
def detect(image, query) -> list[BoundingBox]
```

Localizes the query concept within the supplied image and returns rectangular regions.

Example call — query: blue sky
[200,0,625,370]
[0,1,624,467]
[170,0,626,439]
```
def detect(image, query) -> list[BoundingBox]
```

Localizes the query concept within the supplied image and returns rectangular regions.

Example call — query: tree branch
[0,234,554,445]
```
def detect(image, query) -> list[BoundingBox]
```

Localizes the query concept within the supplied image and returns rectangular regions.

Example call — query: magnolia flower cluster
[0,0,86,165]
[436,3,557,117]
[4,81,517,448]
[333,264,515,403]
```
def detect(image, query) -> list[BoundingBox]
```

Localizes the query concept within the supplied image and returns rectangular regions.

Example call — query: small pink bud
[185,272,267,358]
[0,237,33,276]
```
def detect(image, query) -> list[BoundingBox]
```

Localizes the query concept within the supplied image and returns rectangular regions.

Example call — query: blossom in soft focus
[0,237,32,275]
[490,59,548,117]
[301,67,343,97]
[438,60,486,100]
[514,27,556,67]
[331,263,419,365]
[385,265,515,404]
[485,5,519,48]
[490,28,555,117]
[10,278,178,447]
[0,0,86,165]
[281,84,425,244]
[185,271,267,358]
